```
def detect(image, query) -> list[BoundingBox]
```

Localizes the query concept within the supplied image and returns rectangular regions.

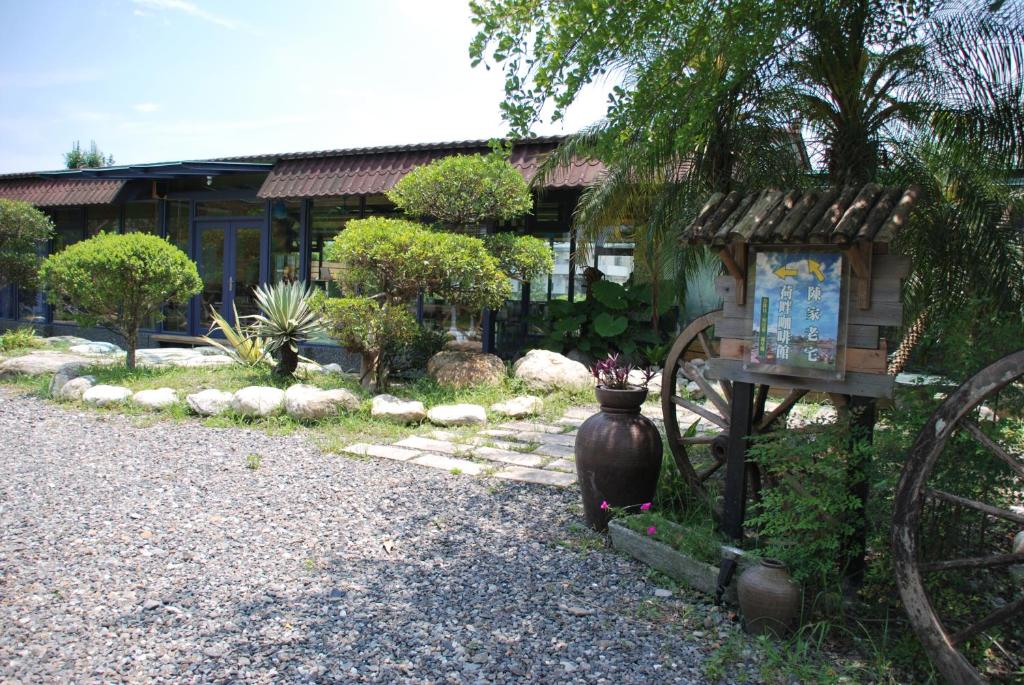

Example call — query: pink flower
[647,526,657,536]
[600,500,610,511]
[640,502,651,511]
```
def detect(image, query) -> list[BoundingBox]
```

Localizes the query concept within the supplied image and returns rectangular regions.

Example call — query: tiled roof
[681,184,920,246]
[257,140,604,199]
[0,178,126,206]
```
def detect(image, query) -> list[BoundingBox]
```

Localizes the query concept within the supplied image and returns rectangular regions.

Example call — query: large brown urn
[574,386,663,531]
[737,558,801,638]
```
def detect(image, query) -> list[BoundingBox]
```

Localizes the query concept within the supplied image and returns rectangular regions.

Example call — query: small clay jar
[737,558,801,638]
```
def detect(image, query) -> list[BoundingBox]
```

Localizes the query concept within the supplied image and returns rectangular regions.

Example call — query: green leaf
[593,312,628,337]
[591,280,628,309]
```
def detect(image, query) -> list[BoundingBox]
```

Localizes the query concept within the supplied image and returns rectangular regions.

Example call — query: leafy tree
[483,232,553,283]
[318,217,511,389]
[0,199,53,290]
[386,153,533,227]
[64,140,114,169]
[39,233,201,369]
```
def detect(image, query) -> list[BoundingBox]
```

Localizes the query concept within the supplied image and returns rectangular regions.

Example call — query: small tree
[0,199,53,290]
[40,233,201,369]
[318,217,511,390]
[483,232,554,283]
[386,152,533,227]
[64,140,114,169]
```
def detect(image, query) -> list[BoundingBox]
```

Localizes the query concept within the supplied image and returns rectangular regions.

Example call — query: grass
[0,326,48,355]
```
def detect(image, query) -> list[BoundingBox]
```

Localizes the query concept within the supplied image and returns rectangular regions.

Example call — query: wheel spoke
[670,395,729,429]
[962,420,1024,479]
[920,553,1024,573]
[697,329,714,359]
[950,595,1024,647]
[683,362,731,417]
[681,435,717,445]
[697,458,726,482]
[925,488,1024,526]
[757,389,809,431]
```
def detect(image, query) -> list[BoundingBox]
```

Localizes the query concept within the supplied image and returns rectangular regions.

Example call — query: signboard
[745,249,847,380]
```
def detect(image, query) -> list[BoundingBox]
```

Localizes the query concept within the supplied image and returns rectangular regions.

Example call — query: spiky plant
[250,281,324,376]
[202,304,268,368]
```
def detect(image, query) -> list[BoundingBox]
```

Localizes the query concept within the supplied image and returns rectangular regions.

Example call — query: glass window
[593,228,634,286]
[86,205,120,237]
[309,197,360,295]
[270,201,301,284]
[47,208,84,325]
[125,202,159,234]
[164,201,190,332]
[195,199,264,217]
[0,285,14,319]
[363,194,398,218]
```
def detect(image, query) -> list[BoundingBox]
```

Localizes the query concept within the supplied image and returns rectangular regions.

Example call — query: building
[0,137,625,360]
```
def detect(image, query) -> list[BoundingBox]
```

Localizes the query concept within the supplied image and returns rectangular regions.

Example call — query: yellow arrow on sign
[773,264,798,279]
[807,259,825,282]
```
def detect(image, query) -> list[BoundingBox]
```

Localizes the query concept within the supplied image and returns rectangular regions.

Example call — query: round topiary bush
[40,232,201,368]
[0,198,54,290]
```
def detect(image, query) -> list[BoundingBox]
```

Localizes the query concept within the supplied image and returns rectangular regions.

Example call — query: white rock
[627,369,662,397]
[178,355,234,368]
[491,395,544,418]
[284,384,360,420]
[56,376,95,401]
[427,351,505,387]
[371,394,426,424]
[132,387,178,410]
[49,363,85,397]
[186,389,235,416]
[512,349,592,392]
[69,342,123,355]
[322,363,343,374]
[0,352,95,377]
[82,384,133,407]
[231,386,285,417]
[42,335,90,346]
[427,403,487,426]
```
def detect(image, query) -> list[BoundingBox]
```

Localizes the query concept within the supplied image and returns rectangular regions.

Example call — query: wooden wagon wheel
[892,350,1024,684]
[660,310,811,503]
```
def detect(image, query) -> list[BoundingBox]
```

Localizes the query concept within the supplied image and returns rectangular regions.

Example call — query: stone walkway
[343,408,598,488]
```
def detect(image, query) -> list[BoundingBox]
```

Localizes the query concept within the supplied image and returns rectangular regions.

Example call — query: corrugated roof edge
[0,135,569,180]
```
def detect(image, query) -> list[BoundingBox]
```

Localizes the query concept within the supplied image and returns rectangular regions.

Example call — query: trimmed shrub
[484,232,554,282]
[39,232,201,368]
[0,199,54,290]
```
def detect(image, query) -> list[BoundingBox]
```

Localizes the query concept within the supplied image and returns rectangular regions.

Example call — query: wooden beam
[846,241,874,310]
[721,382,755,541]
[707,358,896,399]
[718,245,747,305]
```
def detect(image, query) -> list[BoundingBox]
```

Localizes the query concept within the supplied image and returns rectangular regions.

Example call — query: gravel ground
[0,388,747,684]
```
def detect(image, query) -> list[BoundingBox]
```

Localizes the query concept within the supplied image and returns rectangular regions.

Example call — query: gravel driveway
[0,389,731,684]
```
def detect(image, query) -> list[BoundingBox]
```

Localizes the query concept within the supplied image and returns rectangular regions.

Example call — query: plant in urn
[574,354,663,531]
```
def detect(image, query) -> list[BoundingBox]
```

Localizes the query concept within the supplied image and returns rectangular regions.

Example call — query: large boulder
[444,339,483,352]
[56,376,95,401]
[284,384,360,420]
[42,335,91,347]
[427,351,505,388]
[490,395,544,418]
[427,403,487,427]
[69,341,123,355]
[371,394,426,424]
[231,386,285,417]
[186,389,235,416]
[132,387,178,410]
[0,351,96,378]
[82,384,132,407]
[512,349,592,392]
[49,362,86,397]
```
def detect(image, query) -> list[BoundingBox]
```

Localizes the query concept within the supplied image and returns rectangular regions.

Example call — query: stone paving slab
[472,446,547,468]
[556,417,586,427]
[495,420,565,434]
[517,431,577,447]
[410,453,487,476]
[479,429,517,438]
[344,444,421,461]
[394,436,472,456]
[545,458,576,472]
[532,443,576,459]
[495,466,577,487]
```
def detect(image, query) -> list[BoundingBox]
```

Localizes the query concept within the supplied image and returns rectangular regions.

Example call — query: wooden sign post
[678,184,918,588]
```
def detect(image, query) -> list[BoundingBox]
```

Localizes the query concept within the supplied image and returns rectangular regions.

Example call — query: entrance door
[197,222,262,331]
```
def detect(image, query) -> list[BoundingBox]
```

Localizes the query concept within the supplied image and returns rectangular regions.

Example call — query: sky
[0,0,610,173]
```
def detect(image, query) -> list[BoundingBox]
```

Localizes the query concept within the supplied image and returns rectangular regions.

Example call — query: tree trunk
[275,344,299,377]
[888,309,928,376]
[126,331,137,370]
[359,352,379,393]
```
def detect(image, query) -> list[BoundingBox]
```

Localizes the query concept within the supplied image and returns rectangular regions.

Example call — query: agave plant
[250,281,324,376]
[202,304,269,367]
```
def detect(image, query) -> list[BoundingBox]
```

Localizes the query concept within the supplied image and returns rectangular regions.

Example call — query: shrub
[250,281,324,376]
[386,153,533,226]
[0,199,54,290]
[0,326,43,353]
[315,297,418,390]
[484,232,554,282]
[39,232,201,369]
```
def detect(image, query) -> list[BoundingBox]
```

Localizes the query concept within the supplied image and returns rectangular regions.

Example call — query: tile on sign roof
[0,178,125,206]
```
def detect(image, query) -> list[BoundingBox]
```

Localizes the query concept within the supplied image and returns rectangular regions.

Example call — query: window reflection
[309,197,360,295]
[164,200,190,332]
[125,202,159,234]
[270,201,301,284]
[86,205,120,237]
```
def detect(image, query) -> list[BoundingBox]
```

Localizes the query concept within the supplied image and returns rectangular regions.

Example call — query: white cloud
[131,0,260,34]
[133,102,160,113]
